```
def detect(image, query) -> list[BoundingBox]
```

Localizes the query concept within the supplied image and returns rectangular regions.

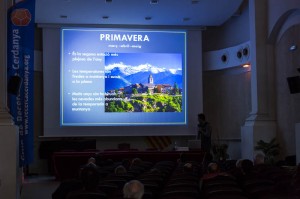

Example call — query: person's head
[198,113,206,121]
[115,165,127,175]
[183,162,193,173]
[122,158,131,170]
[207,162,219,173]
[149,168,161,174]
[87,157,96,165]
[123,180,144,199]
[235,159,244,169]
[254,153,265,165]
[241,159,254,174]
[198,113,206,125]
[131,158,142,167]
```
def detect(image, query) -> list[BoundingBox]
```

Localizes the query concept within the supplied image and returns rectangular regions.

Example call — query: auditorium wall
[201,0,300,160]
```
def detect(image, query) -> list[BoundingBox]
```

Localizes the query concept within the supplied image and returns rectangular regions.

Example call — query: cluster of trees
[105,94,182,112]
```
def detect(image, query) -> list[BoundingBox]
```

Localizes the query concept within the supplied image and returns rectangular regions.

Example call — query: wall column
[0,1,21,199]
[241,0,277,160]
[296,123,300,164]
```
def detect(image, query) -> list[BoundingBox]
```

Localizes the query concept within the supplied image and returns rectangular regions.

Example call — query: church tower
[148,74,154,84]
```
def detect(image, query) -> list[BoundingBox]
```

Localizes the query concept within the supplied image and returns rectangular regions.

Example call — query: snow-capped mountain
[105,63,183,91]
[105,63,182,76]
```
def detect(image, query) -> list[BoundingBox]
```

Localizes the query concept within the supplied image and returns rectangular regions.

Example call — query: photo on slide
[104,52,183,113]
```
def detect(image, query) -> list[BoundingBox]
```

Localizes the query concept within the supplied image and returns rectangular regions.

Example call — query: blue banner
[7,0,35,166]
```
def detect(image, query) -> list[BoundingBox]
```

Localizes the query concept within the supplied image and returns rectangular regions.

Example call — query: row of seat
[54,156,300,199]
[201,163,300,199]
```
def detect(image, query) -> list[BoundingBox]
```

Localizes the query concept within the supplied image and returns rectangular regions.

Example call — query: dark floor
[20,175,60,199]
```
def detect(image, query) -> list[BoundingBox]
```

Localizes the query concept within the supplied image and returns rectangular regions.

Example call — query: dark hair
[241,159,254,174]
[198,113,206,121]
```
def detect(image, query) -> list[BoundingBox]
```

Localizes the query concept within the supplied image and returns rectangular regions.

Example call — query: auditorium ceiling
[35,0,244,27]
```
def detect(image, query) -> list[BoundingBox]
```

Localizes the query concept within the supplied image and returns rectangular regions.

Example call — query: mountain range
[105,63,183,91]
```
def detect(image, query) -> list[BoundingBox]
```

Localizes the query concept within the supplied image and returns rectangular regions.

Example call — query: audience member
[123,180,144,199]
[234,159,255,183]
[177,152,187,164]
[53,157,103,199]
[149,168,162,175]
[78,156,103,178]
[66,166,106,199]
[201,162,232,180]
[131,158,143,168]
[122,158,132,170]
[241,159,254,175]
[80,166,101,191]
[115,165,127,175]
[52,179,83,199]
[86,157,97,167]
[183,162,193,173]
[200,162,234,190]
[202,162,219,179]
[235,159,244,169]
[129,158,149,175]
[254,153,265,165]
[229,159,244,180]
[79,157,99,171]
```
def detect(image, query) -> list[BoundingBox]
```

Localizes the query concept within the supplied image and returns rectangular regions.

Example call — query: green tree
[132,88,138,95]
[173,82,179,95]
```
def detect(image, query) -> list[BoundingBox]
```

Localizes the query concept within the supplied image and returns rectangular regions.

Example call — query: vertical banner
[7,0,35,166]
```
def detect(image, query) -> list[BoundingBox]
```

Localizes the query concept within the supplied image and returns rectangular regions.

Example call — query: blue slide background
[60,28,186,126]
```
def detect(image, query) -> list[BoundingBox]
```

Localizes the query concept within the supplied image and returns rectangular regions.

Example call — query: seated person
[52,179,83,199]
[86,157,97,167]
[115,165,127,175]
[122,158,132,170]
[241,159,254,175]
[130,158,143,168]
[201,162,227,179]
[67,166,106,199]
[129,158,147,175]
[184,162,193,170]
[200,162,234,190]
[123,180,144,199]
[80,166,101,191]
[254,153,265,165]
[79,157,99,170]
[235,159,256,183]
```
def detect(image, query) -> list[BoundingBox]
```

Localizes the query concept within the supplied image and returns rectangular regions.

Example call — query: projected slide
[61,28,186,126]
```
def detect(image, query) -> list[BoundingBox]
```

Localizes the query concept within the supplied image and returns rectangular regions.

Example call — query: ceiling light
[183,17,190,21]
[242,63,250,68]
[102,16,109,19]
[289,45,297,51]
[191,0,199,4]
[105,0,112,3]
[150,0,158,4]
[145,16,152,20]
[60,15,68,18]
